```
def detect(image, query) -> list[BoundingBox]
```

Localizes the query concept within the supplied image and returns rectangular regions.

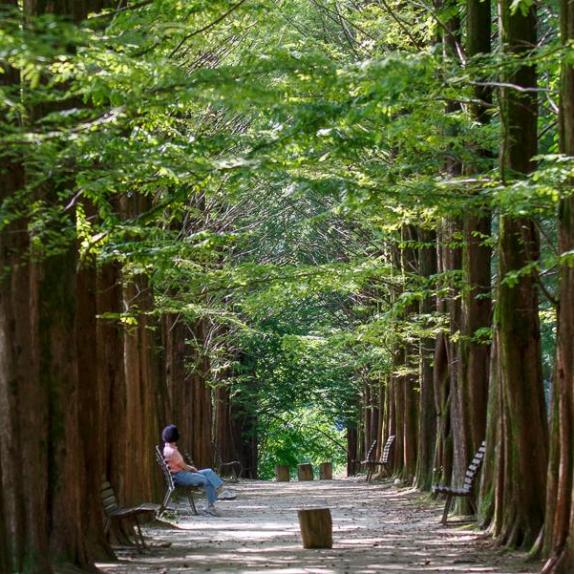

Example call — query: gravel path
[97,479,541,574]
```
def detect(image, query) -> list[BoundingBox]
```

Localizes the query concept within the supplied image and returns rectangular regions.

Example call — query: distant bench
[361,435,396,482]
[432,441,486,524]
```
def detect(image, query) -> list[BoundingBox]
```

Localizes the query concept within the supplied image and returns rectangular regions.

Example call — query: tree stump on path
[275,465,290,482]
[297,463,313,481]
[319,462,332,480]
[297,508,333,548]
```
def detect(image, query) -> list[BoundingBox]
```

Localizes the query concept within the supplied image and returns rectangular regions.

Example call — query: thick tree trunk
[163,316,195,455]
[77,256,114,560]
[390,226,419,482]
[0,455,7,574]
[122,274,163,505]
[38,243,89,566]
[440,5,470,513]
[119,195,165,506]
[433,233,452,487]
[189,319,214,469]
[0,4,45,567]
[1,0,110,570]
[214,384,237,466]
[541,1,574,571]
[461,0,492,457]
[415,229,437,490]
[492,0,548,549]
[446,217,468,509]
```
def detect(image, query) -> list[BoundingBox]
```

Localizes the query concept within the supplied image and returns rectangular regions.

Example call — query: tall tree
[491,0,548,548]
[0,2,42,571]
[541,0,574,571]
[457,0,493,509]
[414,229,437,490]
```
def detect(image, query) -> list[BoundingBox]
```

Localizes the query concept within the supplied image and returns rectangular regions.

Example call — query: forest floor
[97,478,541,574]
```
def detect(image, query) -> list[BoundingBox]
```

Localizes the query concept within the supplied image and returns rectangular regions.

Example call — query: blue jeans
[172,468,223,505]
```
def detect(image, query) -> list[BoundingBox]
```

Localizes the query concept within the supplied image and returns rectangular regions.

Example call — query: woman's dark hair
[161,424,180,443]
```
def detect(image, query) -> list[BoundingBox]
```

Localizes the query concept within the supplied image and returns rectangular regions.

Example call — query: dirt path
[97,479,541,574]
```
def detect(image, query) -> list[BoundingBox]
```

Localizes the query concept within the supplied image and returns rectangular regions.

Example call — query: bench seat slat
[107,507,157,518]
[432,485,471,496]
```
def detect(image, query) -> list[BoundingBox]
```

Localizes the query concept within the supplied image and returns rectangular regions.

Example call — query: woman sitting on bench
[161,424,235,515]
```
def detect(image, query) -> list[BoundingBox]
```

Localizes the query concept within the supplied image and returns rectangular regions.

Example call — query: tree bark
[77,252,114,560]
[347,424,358,476]
[433,230,452,487]
[461,0,492,455]
[189,319,214,469]
[492,0,548,549]
[541,1,574,571]
[455,0,493,514]
[0,3,44,568]
[415,229,437,490]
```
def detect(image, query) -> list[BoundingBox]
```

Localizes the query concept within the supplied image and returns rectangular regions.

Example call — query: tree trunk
[459,0,492,480]
[77,254,114,560]
[492,0,548,549]
[415,229,437,490]
[433,233,452,487]
[189,319,214,469]
[97,263,127,497]
[0,4,44,567]
[541,1,574,571]
[347,424,358,476]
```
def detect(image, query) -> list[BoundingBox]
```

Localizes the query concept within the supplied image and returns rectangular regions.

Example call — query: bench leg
[441,494,453,525]
[187,490,198,515]
[366,464,373,482]
[133,515,146,551]
[160,488,174,515]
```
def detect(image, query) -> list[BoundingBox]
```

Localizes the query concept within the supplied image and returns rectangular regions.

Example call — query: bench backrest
[381,435,396,464]
[154,444,175,490]
[100,481,120,516]
[365,440,377,462]
[463,441,486,492]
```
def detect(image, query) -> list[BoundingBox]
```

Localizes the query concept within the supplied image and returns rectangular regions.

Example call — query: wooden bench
[154,445,200,515]
[432,440,486,524]
[362,435,396,481]
[100,481,159,550]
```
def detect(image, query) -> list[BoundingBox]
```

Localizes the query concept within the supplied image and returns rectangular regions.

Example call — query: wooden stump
[297,463,314,481]
[319,462,332,480]
[297,508,333,548]
[275,465,290,482]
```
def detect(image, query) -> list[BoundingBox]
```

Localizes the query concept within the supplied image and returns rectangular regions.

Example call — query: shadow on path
[97,479,540,574]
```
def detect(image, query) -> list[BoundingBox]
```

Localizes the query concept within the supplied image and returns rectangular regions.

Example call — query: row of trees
[1,1,574,573]
[345,2,574,573]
